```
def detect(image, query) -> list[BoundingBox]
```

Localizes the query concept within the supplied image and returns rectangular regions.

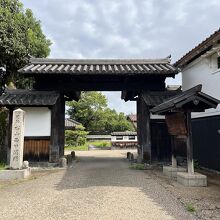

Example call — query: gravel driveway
[0,150,196,220]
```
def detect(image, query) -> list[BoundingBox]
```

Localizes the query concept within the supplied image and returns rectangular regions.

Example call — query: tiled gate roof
[19,58,178,76]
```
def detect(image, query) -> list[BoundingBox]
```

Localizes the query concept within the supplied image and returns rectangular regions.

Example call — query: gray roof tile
[142,91,180,107]
[0,90,59,106]
[18,58,178,76]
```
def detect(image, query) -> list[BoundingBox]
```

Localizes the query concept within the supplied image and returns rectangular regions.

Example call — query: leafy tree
[67,92,107,130]
[0,0,51,88]
[0,0,51,163]
[65,125,88,147]
[67,92,134,133]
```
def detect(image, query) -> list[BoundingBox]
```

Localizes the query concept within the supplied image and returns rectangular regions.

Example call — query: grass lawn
[65,145,88,151]
[65,141,111,151]
[89,141,111,148]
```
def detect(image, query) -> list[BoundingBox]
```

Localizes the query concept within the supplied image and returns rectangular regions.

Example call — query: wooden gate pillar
[137,95,152,163]
[136,97,142,161]
[50,94,65,163]
[59,95,65,158]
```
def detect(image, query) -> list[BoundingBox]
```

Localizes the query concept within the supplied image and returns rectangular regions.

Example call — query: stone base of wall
[29,162,58,168]
[177,172,207,187]
[163,166,186,178]
[0,168,31,180]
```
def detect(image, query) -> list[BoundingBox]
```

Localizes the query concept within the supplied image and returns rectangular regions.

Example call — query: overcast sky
[21,0,220,114]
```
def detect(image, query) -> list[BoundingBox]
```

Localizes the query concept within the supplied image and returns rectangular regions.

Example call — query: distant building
[111,131,137,148]
[65,118,81,130]
[127,114,137,130]
[86,131,111,141]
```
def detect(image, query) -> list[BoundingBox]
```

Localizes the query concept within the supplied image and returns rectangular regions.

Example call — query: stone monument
[10,109,25,169]
[0,108,31,180]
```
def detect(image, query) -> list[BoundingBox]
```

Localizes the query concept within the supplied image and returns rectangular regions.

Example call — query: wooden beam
[33,76,166,92]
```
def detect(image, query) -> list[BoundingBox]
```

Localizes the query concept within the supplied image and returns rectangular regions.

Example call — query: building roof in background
[127,114,137,122]
[175,28,220,68]
[151,85,220,115]
[127,114,137,129]
[18,57,178,76]
[111,131,137,136]
[0,90,59,107]
[166,85,182,91]
[65,118,81,129]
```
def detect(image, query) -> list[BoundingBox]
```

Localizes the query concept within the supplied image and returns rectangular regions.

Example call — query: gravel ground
[146,168,220,220]
[0,150,197,220]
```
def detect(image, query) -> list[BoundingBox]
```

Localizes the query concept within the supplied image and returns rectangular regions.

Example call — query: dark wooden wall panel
[151,120,171,162]
[23,137,50,161]
[192,116,220,171]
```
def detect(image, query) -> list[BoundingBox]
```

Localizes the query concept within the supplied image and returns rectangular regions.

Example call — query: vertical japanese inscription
[10,109,25,169]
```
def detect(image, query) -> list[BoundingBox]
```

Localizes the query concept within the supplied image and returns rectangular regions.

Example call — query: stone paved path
[0,150,196,220]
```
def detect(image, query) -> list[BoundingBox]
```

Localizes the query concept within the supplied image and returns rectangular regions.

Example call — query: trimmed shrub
[65,125,88,147]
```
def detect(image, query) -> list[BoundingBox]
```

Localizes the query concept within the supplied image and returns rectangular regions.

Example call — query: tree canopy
[0,0,51,163]
[67,92,134,133]
[0,0,51,88]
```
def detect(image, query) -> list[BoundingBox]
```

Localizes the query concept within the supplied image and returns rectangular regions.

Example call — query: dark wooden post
[140,96,151,162]
[136,97,142,161]
[59,95,65,157]
[50,99,60,163]
[6,108,13,164]
[50,94,65,163]
[186,111,194,174]
[171,136,177,168]
[137,95,152,163]
[0,108,9,164]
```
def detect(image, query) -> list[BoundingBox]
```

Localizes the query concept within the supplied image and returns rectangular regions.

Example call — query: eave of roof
[150,85,220,115]
[111,131,137,136]
[142,90,181,107]
[127,114,137,122]
[0,90,59,106]
[175,28,220,68]
[65,118,81,127]
[18,57,179,76]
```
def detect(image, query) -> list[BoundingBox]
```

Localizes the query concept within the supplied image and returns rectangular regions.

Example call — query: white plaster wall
[124,136,128,140]
[182,54,219,95]
[182,53,220,116]
[111,135,137,142]
[19,107,51,136]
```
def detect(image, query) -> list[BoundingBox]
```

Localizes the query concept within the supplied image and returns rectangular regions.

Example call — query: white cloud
[21,0,220,113]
